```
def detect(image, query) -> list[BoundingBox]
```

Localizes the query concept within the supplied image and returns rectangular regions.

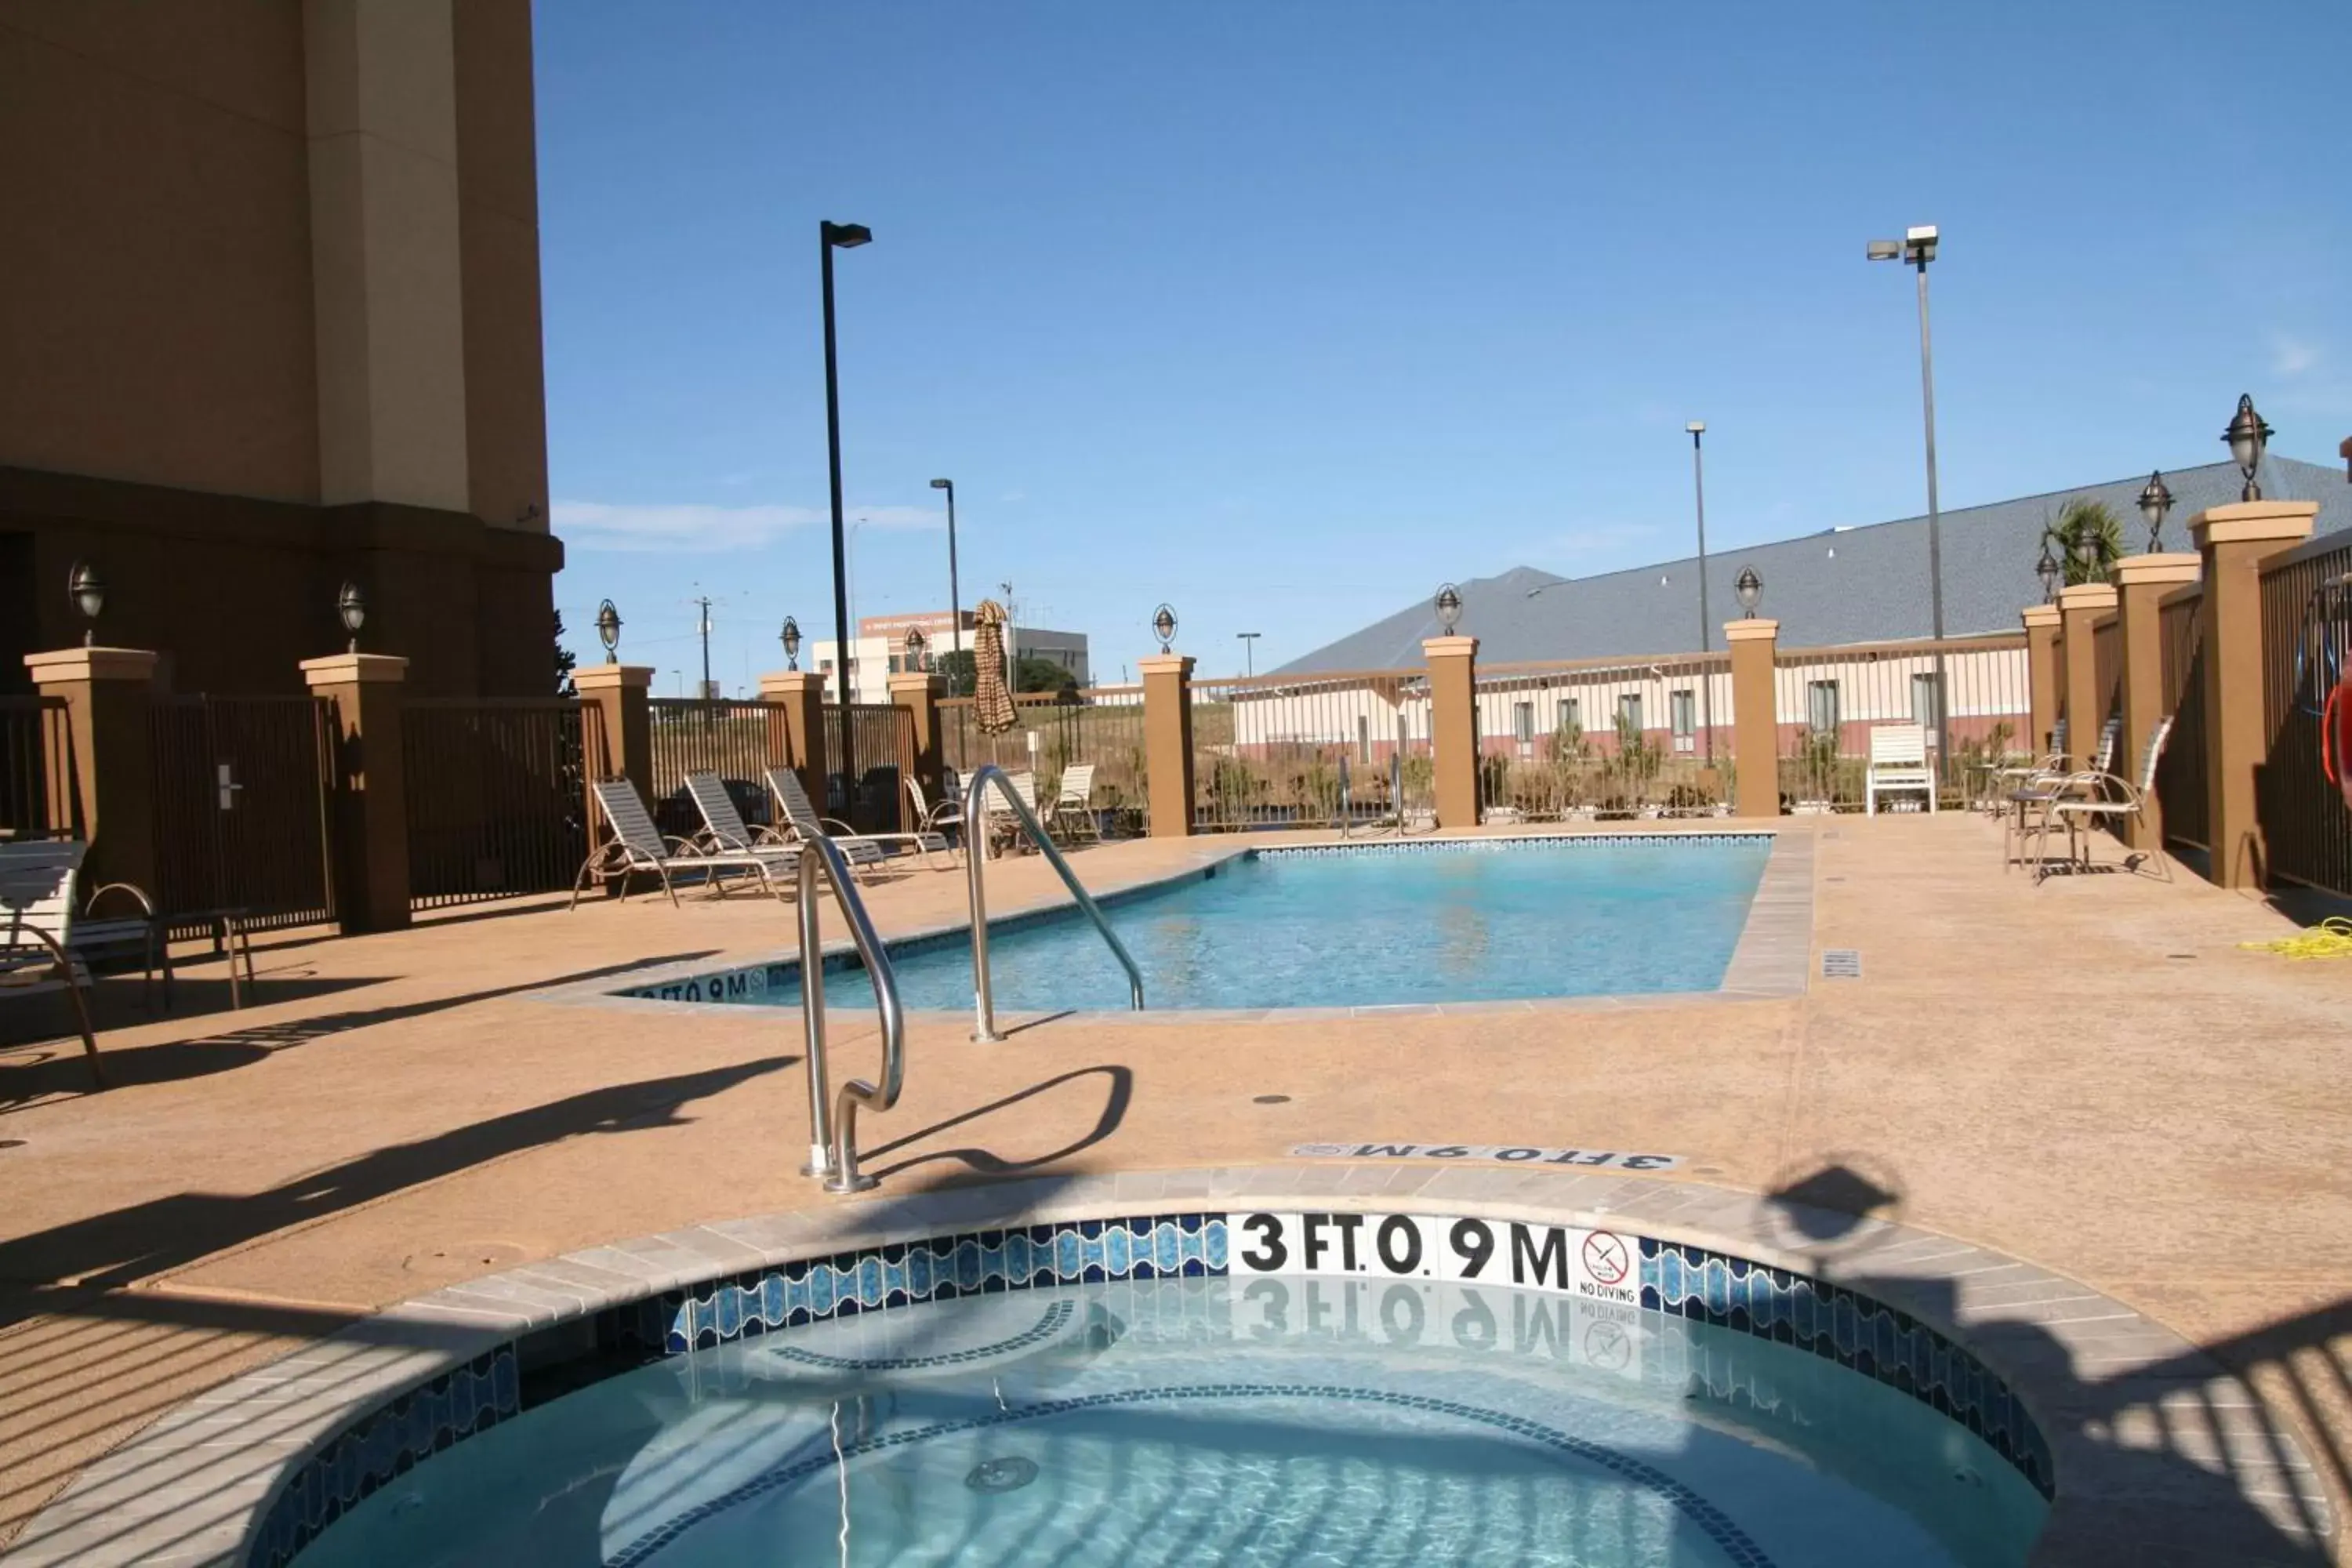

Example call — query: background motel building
[1232,456,2352,767]
[808,612,1091,704]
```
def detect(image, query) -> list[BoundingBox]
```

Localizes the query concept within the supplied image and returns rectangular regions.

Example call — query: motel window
[1513,701,1534,744]
[1558,697,1580,734]
[1807,680,1841,735]
[1670,689,1697,753]
[1617,693,1643,732]
[1911,672,1944,735]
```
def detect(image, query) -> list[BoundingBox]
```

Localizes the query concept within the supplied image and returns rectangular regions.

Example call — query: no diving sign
[1229,1211,1643,1307]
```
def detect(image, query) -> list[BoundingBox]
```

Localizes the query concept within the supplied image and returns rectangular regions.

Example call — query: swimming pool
[296,1265,2045,1566]
[629,834,1778,1015]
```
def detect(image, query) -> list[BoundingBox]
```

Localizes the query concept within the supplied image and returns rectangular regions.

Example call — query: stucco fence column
[2111,553,2200,853]
[2190,499,2317,888]
[1723,619,1780,818]
[1139,655,1196,837]
[2020,604,2060,759]
[1422,636,1479,829]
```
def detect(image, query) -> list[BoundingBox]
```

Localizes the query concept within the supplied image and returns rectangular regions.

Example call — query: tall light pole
[1686,421,1715,762]
[1868,223,1951,770]
[1237,631,1261,676]
[930,477,960,693]
[820,219,871,809]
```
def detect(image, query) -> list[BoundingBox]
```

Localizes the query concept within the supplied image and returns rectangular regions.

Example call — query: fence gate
[151,695,336,932]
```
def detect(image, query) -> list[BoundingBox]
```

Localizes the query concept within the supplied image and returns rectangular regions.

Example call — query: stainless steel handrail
[964,763,1144,1042]
[793,834,906,1194]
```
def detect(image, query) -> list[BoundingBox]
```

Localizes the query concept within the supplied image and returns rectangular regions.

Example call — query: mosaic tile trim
[601,1382,1778,1568]
[1258,831,1773,859]
[256,1209,2048,1565]
[250,1348,516,1568]
[763,1298,1076,1372]
[1642,1240,2055,1498]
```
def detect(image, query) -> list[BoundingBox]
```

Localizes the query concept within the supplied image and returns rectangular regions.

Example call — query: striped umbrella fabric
[973,598,1018,735]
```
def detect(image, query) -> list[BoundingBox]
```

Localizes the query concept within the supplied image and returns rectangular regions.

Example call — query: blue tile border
[252,1204,2049,1566]
[1255,831,1774,858]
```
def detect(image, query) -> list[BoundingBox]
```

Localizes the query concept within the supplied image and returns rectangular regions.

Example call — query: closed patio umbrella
[973,599,1018,737]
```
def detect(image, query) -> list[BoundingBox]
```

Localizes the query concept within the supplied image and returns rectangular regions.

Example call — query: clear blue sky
[536,0,2348,691]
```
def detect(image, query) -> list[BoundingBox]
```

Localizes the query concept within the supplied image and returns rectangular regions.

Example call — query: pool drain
[966,1456,1039,1494]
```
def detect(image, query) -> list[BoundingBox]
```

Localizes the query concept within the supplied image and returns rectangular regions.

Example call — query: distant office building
[1,1,559,696]
[808,611,1091,703]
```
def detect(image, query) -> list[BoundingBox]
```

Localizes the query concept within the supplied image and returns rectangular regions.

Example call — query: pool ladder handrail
[794,834,905,1194]
[964,763,1144,1042]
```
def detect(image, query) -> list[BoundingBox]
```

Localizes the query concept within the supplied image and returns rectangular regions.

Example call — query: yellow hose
[2240,916,2352,960]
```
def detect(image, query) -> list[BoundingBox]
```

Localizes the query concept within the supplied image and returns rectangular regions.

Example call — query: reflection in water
[306,1276,2045,1568]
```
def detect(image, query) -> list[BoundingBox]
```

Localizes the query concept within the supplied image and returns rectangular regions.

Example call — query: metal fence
[151,695,336,933]
[0,696,71,840]
[2091,614,2125,742]
[403,699,601,909]
[942,690,1149,833]
[822,702,916,835]
[1773,636,2031,811]
[646,698,794,842]
[1475,654,1731,820]
[1190,669,1430,832]
[2257,536,2352,897]
[2156,586,2209,851]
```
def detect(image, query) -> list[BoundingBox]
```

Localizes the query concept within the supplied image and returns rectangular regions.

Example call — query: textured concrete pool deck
[2,813,2348,1563]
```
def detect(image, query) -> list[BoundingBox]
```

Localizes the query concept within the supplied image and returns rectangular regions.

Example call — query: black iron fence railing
[1773,635,2031,811]
[151,695,336,935]
[1476,653,1728,820]
[2156,587,2209,851]
[1189,669,1428,832]
[403,699,600,909]
[942,689,1148,835]
[646,698,794,842]
[822,703,916,835]
[0,696,71,840]
[2258,536,2352,897]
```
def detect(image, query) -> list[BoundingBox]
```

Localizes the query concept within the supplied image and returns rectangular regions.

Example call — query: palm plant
[2041,499,2125,586]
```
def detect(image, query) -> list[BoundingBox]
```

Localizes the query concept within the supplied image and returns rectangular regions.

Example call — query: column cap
[2020,604,2061,628]
[2112,552,2201,588]
[1722,619,1779,643]
[887,672,942,699]
[2190,499,2319,548]
[2056,583,2118,613]
[577,662,655,693]
[24,647,160,683]
[1420,635,1478,659]
[299,652,409,687]
[1138,654,1196,677]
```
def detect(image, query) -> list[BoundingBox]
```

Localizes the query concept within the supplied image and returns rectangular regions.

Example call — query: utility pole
[695,593,713,702]
[1237,632,1261,677]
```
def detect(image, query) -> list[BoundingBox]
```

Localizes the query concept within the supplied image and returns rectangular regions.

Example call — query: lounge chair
[765,768,948,877]
[1864,724,1936,815]
[1,840,107,1088]
[2048,717,2174,880]
[573,778,798,907]
[682,771,791,854]
[1042,763,1100,844]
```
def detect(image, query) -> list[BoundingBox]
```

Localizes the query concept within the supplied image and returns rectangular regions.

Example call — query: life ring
[2327,675,2352,813]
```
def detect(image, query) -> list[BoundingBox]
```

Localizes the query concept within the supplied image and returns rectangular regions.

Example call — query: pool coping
[10,1162,2328,1567]
[535,826,1815,1026]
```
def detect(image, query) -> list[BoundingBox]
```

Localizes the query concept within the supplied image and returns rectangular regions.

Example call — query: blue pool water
[772,835,1771,1014]
[302,1272,2045,1566]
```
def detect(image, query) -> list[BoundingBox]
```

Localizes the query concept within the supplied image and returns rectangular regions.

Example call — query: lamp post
[904,625,927,673]
[336,581,366,654]
[780,615,801,671]
[1686,421,1715,760]
[2224,394,2272,502]
[1434,583,1462,634]
[1152,604,1177,654]
[1734,566,1762,618]
[2136,470,2175,554]
[929,478,960,688]
[1237,631,1261,676]
[2035,542,2061,604]
[819,218,872,803]
[1867,224,1951,769]
[596,599,622,662]
[67,561,105,646]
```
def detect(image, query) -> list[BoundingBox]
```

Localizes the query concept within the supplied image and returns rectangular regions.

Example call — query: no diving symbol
[1583,1319,1632,1371]
[1581,1230,1630,1287]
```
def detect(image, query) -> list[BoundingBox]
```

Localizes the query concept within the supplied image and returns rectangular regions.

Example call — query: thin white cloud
[553,499,935,551]
[2271,333,2321,378]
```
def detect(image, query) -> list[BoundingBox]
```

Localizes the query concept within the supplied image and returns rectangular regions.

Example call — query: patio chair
[573,778,798,908]
[1042,763,1101,844]
[982,769,1042,856]
[765,768,948,877]
[0,840,106,1089]
[2002,717,2121,872]
[2047,717,2175,880]
[682,771,791,854]
[1864,724,1936,815]
[905,775,967,857]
